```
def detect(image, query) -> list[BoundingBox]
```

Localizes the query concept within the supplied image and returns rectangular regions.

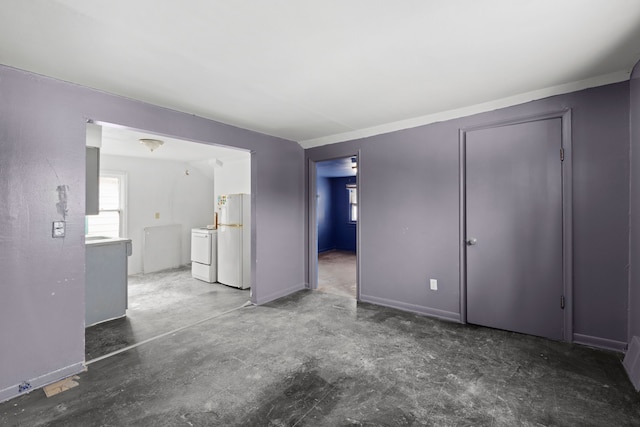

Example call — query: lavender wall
[306,81,630,349]
[0,65,305,402]
[629,62,640,343]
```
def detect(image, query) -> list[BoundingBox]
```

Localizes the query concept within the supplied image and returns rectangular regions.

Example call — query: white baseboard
[0,362,85,404]
[359,294,460,322]
[572,333,627,352]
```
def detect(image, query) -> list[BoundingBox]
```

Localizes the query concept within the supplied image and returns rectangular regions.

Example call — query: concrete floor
[85,266,251,361]
[317,250,357,299]
[2,288,640,426]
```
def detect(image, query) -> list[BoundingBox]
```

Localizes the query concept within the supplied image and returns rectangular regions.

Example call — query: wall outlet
[52,221,65,238]
[430,279,438,291]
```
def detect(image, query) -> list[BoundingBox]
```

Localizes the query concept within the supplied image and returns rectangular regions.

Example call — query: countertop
[85,236,132,247]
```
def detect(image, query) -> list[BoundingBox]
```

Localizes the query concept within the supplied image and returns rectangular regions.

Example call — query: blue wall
[332,177,357,251]
[317,176,356,253]
[317,176,333,252]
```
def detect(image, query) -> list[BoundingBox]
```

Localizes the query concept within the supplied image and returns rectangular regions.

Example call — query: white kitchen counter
[85,236,132,247]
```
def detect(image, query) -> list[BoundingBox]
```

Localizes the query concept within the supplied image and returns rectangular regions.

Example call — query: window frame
[86,170,128,238]
[347,183,357,223]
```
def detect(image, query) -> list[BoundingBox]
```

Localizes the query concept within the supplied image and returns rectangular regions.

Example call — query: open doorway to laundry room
[312,156,358,299]
[84,122,253,362]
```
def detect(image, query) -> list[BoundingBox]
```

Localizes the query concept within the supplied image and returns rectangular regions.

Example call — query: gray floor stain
[236,360,340,426]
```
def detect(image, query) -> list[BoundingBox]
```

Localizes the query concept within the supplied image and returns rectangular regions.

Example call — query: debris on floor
[43,376,80,398]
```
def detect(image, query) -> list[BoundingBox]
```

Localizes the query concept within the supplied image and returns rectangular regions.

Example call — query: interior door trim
[307,153,361,301]
[458,109,573,342]
[308,158,319,290]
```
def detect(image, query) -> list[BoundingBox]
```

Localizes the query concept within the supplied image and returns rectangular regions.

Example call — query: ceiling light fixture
[139,138,164,152]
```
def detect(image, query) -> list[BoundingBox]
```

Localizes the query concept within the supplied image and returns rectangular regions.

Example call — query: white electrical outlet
[52,221,66,238]
[430,279,438,291]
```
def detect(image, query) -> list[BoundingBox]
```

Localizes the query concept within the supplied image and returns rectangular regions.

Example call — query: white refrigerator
[217,193,251,289]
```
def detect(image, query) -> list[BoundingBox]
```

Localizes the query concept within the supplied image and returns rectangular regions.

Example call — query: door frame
[88,118,258,302]
[458,109,573,342]
[307,152,361,301]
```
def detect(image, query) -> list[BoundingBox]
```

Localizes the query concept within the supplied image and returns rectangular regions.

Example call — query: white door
[218,226,243,287]
[191,231,212,265]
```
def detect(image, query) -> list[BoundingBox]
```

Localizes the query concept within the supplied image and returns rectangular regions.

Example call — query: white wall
[100,154,215,274]
[214,155,251,202]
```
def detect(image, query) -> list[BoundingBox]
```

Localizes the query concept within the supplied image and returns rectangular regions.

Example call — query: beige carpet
[317,250,356,298]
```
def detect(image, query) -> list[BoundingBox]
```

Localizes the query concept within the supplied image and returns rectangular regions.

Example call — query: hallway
[317,250,356,299]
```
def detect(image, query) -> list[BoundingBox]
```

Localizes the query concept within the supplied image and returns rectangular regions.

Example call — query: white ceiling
[3,1,640,148]
[99,125,248,163]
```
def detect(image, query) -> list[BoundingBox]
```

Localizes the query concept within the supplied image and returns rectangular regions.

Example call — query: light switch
[155,212,160,219]
[430,279,438,291]
[52,221,65,238]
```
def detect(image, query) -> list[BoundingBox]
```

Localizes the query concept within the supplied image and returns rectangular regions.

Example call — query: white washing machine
[191,228,217,283]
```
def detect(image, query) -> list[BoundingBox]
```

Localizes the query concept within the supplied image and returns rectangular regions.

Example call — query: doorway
[310,156,359,299]
[84,121,254,360]
[460,111,573,341]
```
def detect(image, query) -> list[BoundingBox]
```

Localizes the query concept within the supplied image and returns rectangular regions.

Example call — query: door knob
[466,238,477,246]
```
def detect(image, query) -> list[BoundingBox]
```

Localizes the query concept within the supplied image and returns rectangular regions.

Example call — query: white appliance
[191,228,217,283]
[217,193,251,289]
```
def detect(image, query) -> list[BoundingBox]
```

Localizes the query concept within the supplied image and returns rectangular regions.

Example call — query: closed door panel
[466,118,563,340]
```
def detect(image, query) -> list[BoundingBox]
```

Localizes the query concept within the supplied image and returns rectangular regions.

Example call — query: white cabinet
[85,238,132,327]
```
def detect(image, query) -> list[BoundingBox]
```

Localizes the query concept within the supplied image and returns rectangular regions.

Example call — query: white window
[347,184,357,222]
[86,171,127,238]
